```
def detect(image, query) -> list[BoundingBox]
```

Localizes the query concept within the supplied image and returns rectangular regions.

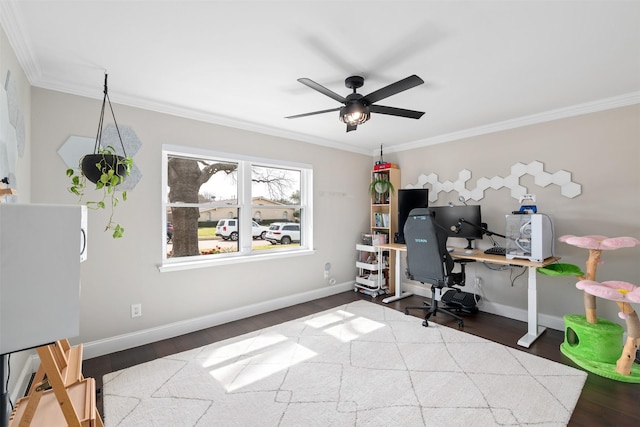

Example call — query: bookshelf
[369,166,400,293]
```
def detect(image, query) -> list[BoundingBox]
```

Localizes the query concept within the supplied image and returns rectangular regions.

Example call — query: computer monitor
[396,189,429,244]
[428,205,483,240]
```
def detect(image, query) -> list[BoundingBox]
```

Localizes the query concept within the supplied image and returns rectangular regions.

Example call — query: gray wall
[387,105,640,328]
[30,88,372,354]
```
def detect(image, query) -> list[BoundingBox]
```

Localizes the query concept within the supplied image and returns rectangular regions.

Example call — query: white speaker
[505,214,553,262]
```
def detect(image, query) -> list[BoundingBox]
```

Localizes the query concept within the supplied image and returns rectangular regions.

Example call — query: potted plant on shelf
[369,175,395,196]
[65,73,133,238]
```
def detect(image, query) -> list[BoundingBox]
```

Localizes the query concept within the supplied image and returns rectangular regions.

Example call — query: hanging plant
[66,73,133,238]
[67,145,132,238]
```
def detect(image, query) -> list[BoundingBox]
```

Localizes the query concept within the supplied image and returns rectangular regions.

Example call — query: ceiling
[1,1,639,155]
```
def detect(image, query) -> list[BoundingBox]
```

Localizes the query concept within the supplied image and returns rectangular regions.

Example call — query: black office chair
[403,208,466,328]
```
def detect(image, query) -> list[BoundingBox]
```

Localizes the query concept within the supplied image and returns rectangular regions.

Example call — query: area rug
[103,300,587,426]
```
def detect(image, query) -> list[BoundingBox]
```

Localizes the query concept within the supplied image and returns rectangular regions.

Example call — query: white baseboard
[7,353,39,408]
[402,282,564,331]
[82,281,354,359]
[12,280,563,398]
[11,281,354,396]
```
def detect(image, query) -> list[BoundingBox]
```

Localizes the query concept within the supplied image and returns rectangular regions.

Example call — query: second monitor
[429,205,483,247]
[396,188,429,244]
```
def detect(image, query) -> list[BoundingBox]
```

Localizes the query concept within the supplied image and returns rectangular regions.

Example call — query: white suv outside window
[265,222,301,245]
[216,219,269,241]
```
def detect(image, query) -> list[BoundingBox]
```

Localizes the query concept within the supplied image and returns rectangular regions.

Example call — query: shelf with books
[369,167,400,293]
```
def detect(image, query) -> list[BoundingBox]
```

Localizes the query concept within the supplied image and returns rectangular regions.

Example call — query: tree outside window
[162,146,312,266]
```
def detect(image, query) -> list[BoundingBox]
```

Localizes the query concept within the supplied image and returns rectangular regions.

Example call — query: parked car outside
[215,219,269,241]
[265,222,300,245]
[252,221,269,240]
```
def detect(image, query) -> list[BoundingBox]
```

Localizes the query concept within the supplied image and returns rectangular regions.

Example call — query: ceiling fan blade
[346,124,357,132]
[362,75,424,105]
[285,107,341,119]
[370,104,425,119]
[297,78,347,103]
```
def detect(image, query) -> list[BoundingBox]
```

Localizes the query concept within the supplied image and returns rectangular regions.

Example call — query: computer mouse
[464,250,474,254]
[447,247,454,253]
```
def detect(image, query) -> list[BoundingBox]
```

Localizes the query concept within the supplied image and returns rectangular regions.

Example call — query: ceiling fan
[286,75,425,132]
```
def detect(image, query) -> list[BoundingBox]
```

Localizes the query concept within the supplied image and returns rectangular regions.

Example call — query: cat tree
[539,235,640,382]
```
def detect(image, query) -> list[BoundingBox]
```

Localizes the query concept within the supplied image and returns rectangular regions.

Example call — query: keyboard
[484,246,507,256]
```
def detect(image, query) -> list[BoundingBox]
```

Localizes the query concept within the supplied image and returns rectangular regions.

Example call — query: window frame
[159,145,314,272]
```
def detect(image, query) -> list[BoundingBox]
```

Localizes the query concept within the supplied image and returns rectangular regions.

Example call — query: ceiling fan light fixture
[289,74,424,131]
[340,103,370,126]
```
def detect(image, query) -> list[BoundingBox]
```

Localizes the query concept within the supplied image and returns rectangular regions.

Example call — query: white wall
[30,88,373,356]
[0,23,33,405]
[387,105,640,328]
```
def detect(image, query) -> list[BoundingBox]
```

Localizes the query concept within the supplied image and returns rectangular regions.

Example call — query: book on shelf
[373,213,390,228]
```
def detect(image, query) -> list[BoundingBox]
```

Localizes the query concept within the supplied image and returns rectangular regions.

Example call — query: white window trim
[159,145,313,271]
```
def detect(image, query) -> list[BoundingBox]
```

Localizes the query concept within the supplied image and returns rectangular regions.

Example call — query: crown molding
[386,91,640,154]
[0,0,41,83]
[3,0,636,158]
[32,74,373,156]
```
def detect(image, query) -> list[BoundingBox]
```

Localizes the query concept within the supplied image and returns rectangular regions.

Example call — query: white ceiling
[1,0,639,155]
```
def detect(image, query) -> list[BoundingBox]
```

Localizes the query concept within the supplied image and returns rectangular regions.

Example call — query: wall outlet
[131,303,142,318]
[324,262,331,279]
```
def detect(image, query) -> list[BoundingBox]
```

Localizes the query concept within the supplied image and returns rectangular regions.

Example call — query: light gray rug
[103,301,587,426]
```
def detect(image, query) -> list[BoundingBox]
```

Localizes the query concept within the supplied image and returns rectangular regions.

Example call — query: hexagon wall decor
[58,124,143,191]
[405,161,581,203]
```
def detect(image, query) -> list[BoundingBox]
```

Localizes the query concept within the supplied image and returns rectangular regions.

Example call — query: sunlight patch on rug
[103,300,587,426]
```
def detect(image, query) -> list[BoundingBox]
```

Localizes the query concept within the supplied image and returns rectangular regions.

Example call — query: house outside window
[161,145,313,271]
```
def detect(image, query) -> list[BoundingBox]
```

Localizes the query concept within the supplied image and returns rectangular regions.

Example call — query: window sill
[158,248,316,273]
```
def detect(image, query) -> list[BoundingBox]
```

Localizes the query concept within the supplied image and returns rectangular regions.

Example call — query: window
[161,145,313,271]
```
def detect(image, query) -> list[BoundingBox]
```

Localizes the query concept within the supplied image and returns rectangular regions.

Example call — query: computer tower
[396,188,429,244]
[505,214,553,262]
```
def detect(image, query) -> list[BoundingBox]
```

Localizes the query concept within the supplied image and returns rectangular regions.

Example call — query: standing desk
[376,243,411,304]
[375,243,560,348]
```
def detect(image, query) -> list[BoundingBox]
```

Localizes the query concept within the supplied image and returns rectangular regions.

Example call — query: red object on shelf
[373,162,398,171]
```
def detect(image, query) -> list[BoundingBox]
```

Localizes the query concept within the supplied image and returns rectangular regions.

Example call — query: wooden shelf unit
[369,167,400,293]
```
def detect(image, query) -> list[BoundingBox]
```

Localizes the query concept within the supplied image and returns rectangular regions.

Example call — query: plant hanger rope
[94,72,127,158]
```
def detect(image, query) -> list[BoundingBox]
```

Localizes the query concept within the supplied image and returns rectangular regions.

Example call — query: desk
[377,244,560,348]
[375,243,411,303]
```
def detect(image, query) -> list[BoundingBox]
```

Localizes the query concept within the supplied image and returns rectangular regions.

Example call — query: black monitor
[396,189,429,244]
[428,205,483,241]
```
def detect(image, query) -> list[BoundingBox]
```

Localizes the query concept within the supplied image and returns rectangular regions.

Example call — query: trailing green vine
[66,145,132,238]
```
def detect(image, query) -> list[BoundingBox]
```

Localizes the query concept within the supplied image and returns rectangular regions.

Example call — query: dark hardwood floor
[83,292,640,426]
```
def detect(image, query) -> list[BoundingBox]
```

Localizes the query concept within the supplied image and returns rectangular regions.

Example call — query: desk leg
[382,248,413,303]
[517,266,546,347]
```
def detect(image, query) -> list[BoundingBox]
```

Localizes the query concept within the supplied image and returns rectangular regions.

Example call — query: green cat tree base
[561,314,640,383]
